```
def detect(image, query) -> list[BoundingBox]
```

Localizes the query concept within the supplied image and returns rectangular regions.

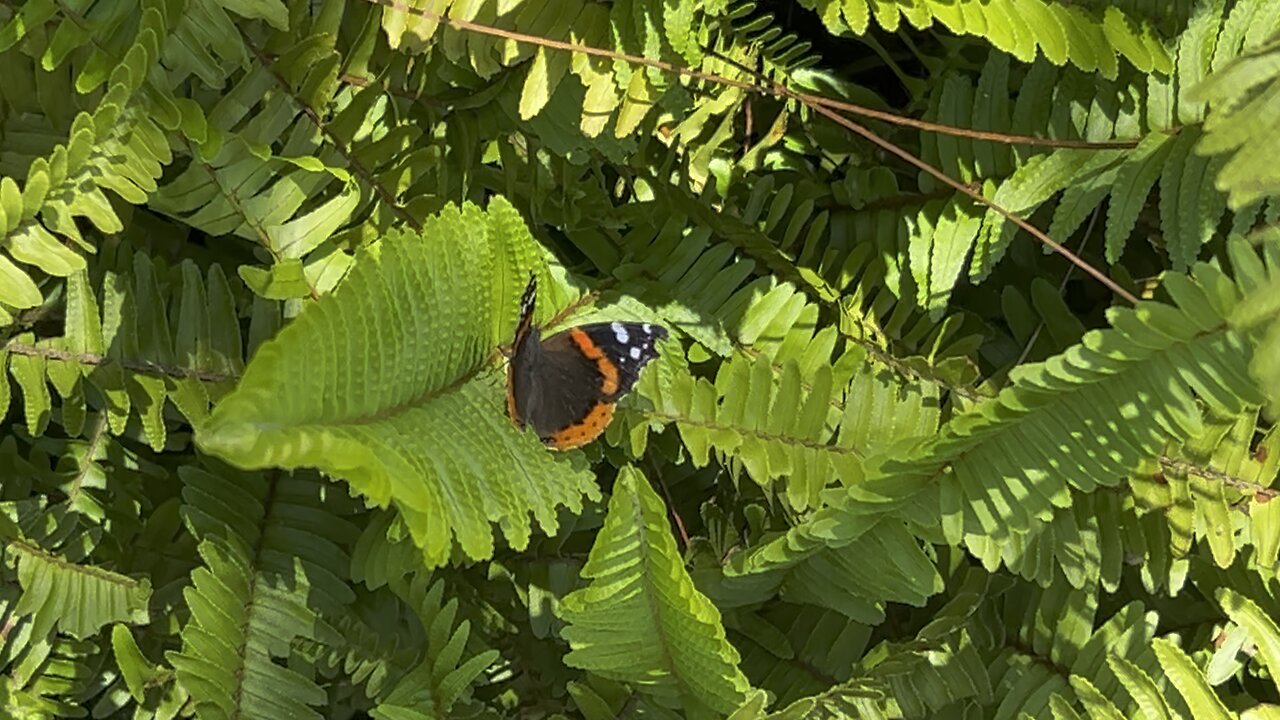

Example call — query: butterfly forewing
[568,321,667,399]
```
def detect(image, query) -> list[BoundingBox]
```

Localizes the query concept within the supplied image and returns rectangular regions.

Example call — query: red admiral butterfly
[506,275,668,450]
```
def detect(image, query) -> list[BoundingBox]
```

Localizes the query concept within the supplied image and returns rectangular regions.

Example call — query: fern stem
[3,342,236,383]
[1158,456,1278,501]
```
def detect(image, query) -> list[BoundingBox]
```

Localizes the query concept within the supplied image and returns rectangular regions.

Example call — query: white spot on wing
[642,323,652,333]
[630,346,642,360]
[612,322,629,343]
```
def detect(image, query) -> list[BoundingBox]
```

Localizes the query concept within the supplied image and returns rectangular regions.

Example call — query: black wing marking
[522,334,605,438]
[512,273,537,348]
[572,321,668,399]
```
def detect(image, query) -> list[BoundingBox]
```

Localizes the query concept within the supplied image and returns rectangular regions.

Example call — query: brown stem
[1158,456,1278,501]
[794,95,1139,305]
[4,343,237,384]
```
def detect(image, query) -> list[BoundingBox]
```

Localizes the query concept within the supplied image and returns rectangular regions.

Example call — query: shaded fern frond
[165,464,355,720]
[368,575,499,718]
[1193,26,1280,209]
[731,606,868,707]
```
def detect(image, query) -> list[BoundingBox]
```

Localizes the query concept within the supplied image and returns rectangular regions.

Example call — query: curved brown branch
[792,94,1139,305]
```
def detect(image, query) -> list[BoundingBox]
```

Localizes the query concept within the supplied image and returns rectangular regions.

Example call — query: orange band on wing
[568,328,619,395]
[547,402,615,450]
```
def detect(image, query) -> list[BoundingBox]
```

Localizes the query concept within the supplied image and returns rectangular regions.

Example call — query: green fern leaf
[911,197,983,319]
[1193,26,1280,208]
[559,466,753,717]
[1069,676,1125,720]
[10,541,150,641]
[1218,588,1280,697]
[1105,131,1173,263]
[8,342,50,436]
[1176,0,1227,125]
[664,0,703,65]
[1108,654,1175,720]
[167,534,327,719]
[1152,637,1235,720]
[110,624,158,702]
[1160,127,1228,271]
[197,198,598,565]
[0,254,42,308]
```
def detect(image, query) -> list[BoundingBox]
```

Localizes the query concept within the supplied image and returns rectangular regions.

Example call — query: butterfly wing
[507,274,669,450]
[531,321,666,449]
[524,328,612,444]
[506,274,540,428]
[567,321,668,400]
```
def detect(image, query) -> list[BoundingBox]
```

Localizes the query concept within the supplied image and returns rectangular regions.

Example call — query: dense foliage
[2,0,1280,717]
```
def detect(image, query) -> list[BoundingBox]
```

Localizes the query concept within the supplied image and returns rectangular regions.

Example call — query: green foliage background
[2,0,1280,717]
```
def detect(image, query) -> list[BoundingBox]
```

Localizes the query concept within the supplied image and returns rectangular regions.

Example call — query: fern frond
[7,541,150,642]
[165,465,354,720]
[799,0,1169,77]
[368,575,499,717]
[0,497,151,691]
[635,295,941,512]
[559,466,753,717]
[722,1,822,77]
[969,403,1277,595]
[1,254,250,448]
[904,241,1270,550]
[0,5,171,311]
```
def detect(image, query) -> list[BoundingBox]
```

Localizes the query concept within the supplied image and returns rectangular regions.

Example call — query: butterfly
[506,275,667,450]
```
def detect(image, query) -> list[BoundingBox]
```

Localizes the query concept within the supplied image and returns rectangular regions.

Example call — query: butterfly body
[506,277,667,450]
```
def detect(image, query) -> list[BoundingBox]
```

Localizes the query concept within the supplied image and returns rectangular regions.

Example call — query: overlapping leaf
[197,198,598,565]
[559,466,753,718]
